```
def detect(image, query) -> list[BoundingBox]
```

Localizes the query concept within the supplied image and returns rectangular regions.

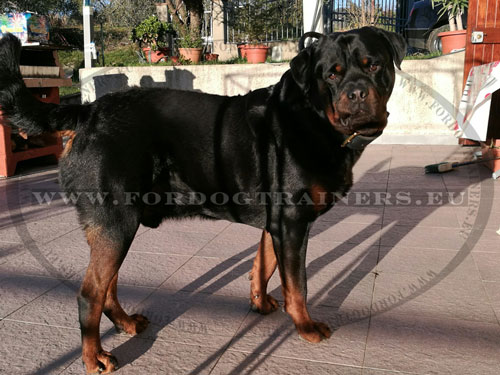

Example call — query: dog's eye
[328,64,342,80]
[368,64,379,72]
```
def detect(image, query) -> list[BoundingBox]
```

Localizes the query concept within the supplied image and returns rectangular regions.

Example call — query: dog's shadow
[91,69,201,101]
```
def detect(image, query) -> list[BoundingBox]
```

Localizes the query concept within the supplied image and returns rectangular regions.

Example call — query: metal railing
[323,0,410,34]
[224,0,304,44]
[202,0,408,48]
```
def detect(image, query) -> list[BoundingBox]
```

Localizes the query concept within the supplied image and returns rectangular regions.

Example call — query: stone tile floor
[1,145,500,374]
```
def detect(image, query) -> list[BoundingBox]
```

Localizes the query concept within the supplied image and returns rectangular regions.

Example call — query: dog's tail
[0,34,85,135]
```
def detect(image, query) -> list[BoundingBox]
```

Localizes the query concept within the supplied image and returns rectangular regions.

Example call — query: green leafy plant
[176,32,203,48]
[431,0,468,31]
[130,15,174,51]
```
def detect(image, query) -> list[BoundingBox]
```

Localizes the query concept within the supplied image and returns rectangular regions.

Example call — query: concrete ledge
[80,63,289,101]
[79,51,465,144]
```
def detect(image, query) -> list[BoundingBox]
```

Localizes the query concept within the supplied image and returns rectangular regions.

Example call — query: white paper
[456,61,500,141]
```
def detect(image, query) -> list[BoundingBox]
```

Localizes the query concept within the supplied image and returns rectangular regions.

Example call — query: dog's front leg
[270,221,332,343]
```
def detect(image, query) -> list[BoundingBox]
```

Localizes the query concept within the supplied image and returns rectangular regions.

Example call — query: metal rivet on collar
[341,132,359,147]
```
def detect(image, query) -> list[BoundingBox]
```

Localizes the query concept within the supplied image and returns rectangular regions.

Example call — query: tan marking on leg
[281,275,332,343]
[104,273,149,335]
[59,130,76,159]
[249,230,279,314]
[80,226,121,374]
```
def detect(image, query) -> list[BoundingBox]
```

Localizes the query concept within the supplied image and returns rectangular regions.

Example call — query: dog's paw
[250,294,279,314]
[84,350,118,374]
[296,321,332,343]
[116,313,149,335]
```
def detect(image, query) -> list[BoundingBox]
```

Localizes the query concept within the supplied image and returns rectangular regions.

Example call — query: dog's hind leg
[104,273,149,335]
[249,230,280,314]
[78,220,139,374]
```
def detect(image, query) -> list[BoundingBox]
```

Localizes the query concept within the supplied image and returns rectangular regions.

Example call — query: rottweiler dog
[0,27,405,373]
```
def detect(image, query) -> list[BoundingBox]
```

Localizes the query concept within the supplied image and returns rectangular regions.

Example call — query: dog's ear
[290,47,312,91]
[298,31,324,50]
[375,28,407,70]
[290,32,326,91]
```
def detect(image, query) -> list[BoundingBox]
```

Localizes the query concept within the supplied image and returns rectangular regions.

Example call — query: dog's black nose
[347,88,368,102]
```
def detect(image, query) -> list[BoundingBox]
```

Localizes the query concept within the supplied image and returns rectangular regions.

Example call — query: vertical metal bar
[393,0,396,30]
[100,21,104,66]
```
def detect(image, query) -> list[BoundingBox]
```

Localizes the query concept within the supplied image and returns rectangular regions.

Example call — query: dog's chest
[301,149,359,214]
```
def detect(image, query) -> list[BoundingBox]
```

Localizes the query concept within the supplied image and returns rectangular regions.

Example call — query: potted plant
[431,0,468,54]
[165,0,205,63]
[177,32,204,63]
[229,0,275,63]
[131,15,174,63]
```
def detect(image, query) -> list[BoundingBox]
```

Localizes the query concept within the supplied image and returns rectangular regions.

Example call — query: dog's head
[290,27,406,137]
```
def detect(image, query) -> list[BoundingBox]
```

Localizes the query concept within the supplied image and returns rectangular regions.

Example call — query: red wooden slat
[471,28,500,44]
[463,0,500,89]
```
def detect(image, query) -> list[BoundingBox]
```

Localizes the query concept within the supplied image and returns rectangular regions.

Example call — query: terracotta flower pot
[238,44,247,59]
[178,48,203,63]
[438,30,467,54]
[204,53,219,62]
[242,45,269,64]
[142,47,170,63]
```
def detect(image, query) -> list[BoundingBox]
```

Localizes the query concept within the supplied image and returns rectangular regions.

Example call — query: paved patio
[1,144,500,374]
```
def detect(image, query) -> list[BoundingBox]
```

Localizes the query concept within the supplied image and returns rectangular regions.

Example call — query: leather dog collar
[341,131,383,150]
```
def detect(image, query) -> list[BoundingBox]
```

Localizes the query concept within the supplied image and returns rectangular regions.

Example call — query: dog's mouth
[339,116,353,132]
[334,109,388,136]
